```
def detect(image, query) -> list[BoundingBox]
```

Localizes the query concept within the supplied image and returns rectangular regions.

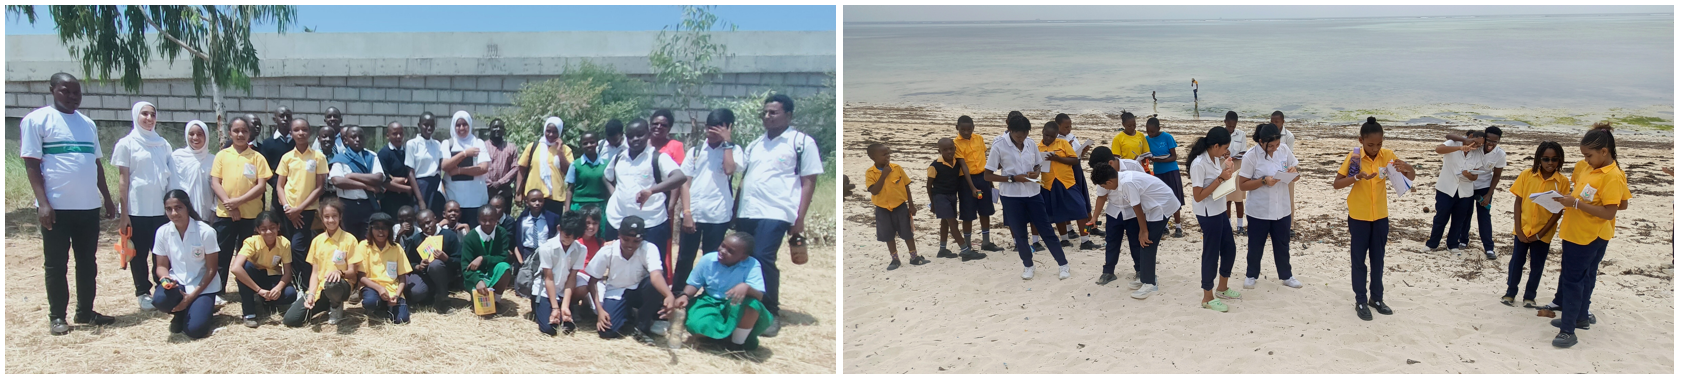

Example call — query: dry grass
[3,233,835,374]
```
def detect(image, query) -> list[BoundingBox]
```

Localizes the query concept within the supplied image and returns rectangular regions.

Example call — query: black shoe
[886,259,901,271]
[1500,296,1515,307]
[634,330,658,345]
[169,314,188,334]
[721,341,748,352]
[1356,304,1373,321]
[73,312,116,326]
[1586,313,1597,325]
[1096,273,1118,285]
[1235,226,1247,236]
[1550,318,1589,330]
[1172,227,1185,238]
[980,241,1003,252]
[909,256,930,266]
[958,248,987,262]
[936,248,959,258]
[1031,242,1046,251]
[1552,332,1578,348]
[49,318,70,335]
[1059,239,1073,247]
[760,319,781,337]
[1368,300,1393,315]
[1079,241,1100,250]
[1484,250,1497,260]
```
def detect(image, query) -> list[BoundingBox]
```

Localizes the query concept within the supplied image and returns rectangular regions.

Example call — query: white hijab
[125,101,170,149]
[537,116,566,194]
[171,120,218,218]
[450,110,480,150]
[543,116,565,146]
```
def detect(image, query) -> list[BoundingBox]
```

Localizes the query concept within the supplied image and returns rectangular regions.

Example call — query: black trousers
[127,215,169,296]
[214,217,255,293]
[43,209,102,320]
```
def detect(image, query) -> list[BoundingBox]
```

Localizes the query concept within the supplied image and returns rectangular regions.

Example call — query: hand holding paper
[1528,190,1566,214]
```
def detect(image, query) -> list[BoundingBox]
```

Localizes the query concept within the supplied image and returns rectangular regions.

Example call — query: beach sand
[841,104,1674,374]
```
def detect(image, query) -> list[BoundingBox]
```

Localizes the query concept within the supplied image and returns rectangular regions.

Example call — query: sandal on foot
[1215,289,1242,300]
[1202,299,1229,313]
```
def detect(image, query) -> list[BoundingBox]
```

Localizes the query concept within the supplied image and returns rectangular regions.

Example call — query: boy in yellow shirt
[358,213,412,324]
[865,143,926,270]
[953,116,1002,252]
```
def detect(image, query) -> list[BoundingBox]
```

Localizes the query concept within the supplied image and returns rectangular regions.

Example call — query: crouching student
[865,143,925,270]
[402,209,460,313]
[1333,118,1418,321]
[585,216,678,341]
[1089,162,1180,300]
[463,207,516,311]
[229,211,297,328]
[1186,127,1241,312]
[358,213,412,324]
[285,200,361,326]
[532,211,588,335]
[151,190,223,339]
[677,232,774,351]
[1502,141,1569,309]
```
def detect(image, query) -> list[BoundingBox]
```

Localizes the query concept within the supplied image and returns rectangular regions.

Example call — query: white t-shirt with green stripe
[20,106,104,211]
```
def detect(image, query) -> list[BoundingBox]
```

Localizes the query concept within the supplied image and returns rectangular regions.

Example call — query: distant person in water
[1192,79,1199,101]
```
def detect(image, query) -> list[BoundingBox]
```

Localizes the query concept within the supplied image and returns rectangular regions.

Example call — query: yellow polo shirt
[1507,168,1572,242]
[209,147,272,219]
[865,163,910,211]
[1337,148,1397,222]
[357,240,412,296]
[953,134,989,175]
[239,235,292,276]
[1110,130,1150,161]
[519,143,573,202]
[1560,161,1630,245]
[276,148,328,211]
[1039,138,1077,189]
[306,229,364,299]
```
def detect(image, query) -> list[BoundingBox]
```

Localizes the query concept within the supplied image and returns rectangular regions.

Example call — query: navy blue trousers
[1504,237,1550,301]
[1001,193,1068,268]
[1557,239,1608,334]
[1349,218,1389,304]
[1245,216,1294,280]
[1198,213,1236,291]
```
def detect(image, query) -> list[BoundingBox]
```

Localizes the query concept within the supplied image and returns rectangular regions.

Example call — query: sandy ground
[841,104,1674,374]
[4,231,835,373]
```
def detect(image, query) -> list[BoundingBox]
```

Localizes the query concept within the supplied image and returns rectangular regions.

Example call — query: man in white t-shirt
[22,73,119,335]
[675,109,744,294]
[735,94,824,337]
[328,126,387,240]
[1469,127,1508,259]
[603,119,689,278]
[584,216,676,341]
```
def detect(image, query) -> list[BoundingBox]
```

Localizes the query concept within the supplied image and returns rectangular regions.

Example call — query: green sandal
[1203,299,1229,313]
[1215,288,1242,300]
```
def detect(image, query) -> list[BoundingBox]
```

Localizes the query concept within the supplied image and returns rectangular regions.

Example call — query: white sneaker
[1282,277,1304,289]
[1021,266,1035,280]
[1244,277,1258,289]
[138,295,156,311]
[1058,265,1071,280]
[1131,284,1158,299]
[327,307,343,325]
[1129,278,1143,290]
[213,297,229,307]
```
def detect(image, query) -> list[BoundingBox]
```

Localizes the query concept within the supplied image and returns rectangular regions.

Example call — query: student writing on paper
[1186,127,1242,312]
[1546,123,1631,348]
[1502,141,1570,309]
[1234,123,1303,290]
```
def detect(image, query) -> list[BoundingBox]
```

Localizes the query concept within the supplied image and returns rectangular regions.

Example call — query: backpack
[513,237,543,299]
[733,130,808,230]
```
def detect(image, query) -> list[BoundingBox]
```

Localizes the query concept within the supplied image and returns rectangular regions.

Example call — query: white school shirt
[111,137,176,217]
[403,136,444,178]
[328,152,386,200]
[532,236,587,299]
[1101,171,1181,221]
[681,142,743,224]
[1058,133,1087,155]
[1472,146,1508,190]
[1280,128,1296,150]
[1432,140,1481,198]
[441,138,491,208]
[152,220,223,294]
[984,135,1051,198]
[1189,154,1230,217]
[1237,144,1299,220]
[737,130,825,223]
[604,146,682,228]
[170,148,219,219]
[582,239,663,300]
[597,142,625,167]
[19,107,105,211]
[1228,129,1249,160]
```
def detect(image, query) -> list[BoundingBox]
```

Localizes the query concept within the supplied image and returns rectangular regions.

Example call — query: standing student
[603,119,689,272]
[405,112,446,215]
[114,101,175,311]
[532,211,588,336]
[378,122,416,217]
[598,119,627,163]
[1089,160,1180,300]
[276,119,327,286]
[735,94,823,337]
[1192,78,1199,101]
[1469,127,1508,260]
[1055,114,1099,250]
[25,73,121,335]
[1235,123,1304,290]
[986,113,1071,281]
[358,213,412,324]
[402,209,460,313]
[228,210,296,328]
[150,190,222,339]
[929,138,985,261]
[1109,112,1151,172]
[514,189,561,293]
[329,126,386,240]
[650,109,687,164]
[1269,111,1299,235]
[462,208,516,307]
[441,111,493,228]
[569,131,612,238]
[675,232,774,351]
[1333,117,1418,321]
[210,116,271,298]
[484,119,522,204]
[953,116,1003,252]
[285,200,360,326]
[584,216,678,340]
[1186,127,1241,312]
[314,107,348,155]
[1546,123,1629,348]
[1425,130,1487,254]
[1502,141,1569,309]
[171,120,219,245]
[676,109,743,290]
[865,143,926,270]
[1038,121,1087,248]
[518,117,573,217]
[258,107,295,213]
[1143,116,1186,238]
[1220,111,1250,234]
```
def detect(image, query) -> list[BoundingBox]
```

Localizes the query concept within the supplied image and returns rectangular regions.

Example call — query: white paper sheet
[1386,163,1414,197]
[1271,171,1299,184]
[1528,190,1566,214]
[1210,176,1240,200]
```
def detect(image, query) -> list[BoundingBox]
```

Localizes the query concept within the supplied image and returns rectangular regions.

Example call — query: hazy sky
[846,5,1672,23]
[6,5,835,34]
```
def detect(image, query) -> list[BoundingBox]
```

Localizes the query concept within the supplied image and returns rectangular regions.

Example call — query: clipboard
[1210,176,1239,200]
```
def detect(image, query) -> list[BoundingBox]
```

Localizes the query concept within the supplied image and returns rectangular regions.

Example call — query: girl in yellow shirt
[228,211,296,328]
[1038,121,1085,248]
[357,213,412,324]
[1502,141,1569,309]
[1546,123,1630,348]
[1331,118,1417,321]
[283,200,362,327]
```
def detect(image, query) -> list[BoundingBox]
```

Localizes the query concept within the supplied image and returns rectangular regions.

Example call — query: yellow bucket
[472,290,497,316]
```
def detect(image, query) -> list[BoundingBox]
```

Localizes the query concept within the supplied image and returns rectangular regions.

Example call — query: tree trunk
[211,75,229,148]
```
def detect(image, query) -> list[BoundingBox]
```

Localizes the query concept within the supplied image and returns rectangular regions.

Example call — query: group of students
[23,72,824,351]
[865,108,1630,349]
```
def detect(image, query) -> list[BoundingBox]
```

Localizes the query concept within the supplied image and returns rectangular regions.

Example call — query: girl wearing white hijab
[172,120,219,228]
[441,110,492,227]
[112,101,176,311]
[517,116,573,216]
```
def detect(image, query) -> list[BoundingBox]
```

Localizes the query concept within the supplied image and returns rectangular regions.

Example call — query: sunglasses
[1538,157,1561,163]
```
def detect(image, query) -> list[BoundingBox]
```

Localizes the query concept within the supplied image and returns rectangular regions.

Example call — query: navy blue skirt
[1043,180,1090,223]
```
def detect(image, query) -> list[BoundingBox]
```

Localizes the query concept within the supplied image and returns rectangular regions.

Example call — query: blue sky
[6,5,835,34]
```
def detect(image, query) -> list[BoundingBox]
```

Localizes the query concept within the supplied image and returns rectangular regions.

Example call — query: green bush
[493,60,650,153]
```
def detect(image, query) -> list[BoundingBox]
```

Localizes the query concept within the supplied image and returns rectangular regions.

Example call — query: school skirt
[1043,180,1089,223]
